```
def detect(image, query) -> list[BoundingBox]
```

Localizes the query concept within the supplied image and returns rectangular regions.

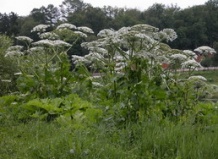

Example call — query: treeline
[0,0,218,52]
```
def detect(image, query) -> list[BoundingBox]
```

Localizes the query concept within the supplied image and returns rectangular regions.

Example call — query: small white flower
[77,26,94,34]
[16,36,33,43]
[31,24,50,33]
[56,23,76,30]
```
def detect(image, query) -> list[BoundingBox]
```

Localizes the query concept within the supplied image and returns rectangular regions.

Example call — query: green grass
[1,117,218,159]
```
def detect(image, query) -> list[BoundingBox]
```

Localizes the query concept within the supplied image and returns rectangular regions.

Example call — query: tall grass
[1,118,218,159]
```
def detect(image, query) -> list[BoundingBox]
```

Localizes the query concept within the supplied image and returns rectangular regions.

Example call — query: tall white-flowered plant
[5,23,94,97]
[75,24,179,73]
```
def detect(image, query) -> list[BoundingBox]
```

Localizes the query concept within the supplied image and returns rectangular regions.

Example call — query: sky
[0,0,208,16]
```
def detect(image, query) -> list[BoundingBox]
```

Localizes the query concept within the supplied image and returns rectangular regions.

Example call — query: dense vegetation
[0,0,218,158]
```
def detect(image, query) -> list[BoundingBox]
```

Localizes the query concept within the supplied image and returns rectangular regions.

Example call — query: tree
[205,0,218,46]
[30,4,60,25]
[0,12,20,36]
[60,0,90,20]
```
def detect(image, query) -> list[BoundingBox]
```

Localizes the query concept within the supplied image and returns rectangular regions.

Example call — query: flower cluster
[33,39,71,48]
[5,50,24,57]
[39,32,59,40]
[188,75,207,81]
[56,23,77,30]
[74,31,88,38]
[75,24,179,70]
[183,50,197,59]
[31,24,50,33]
[16,36,33,43]
[28,47,44,54]
[162,29,177,42]
[170,54,187,62]
[181,60,202,69]
[77,26,94,34]
[5,45,24,57]
[6,45,23,51]
[194,46,216,55]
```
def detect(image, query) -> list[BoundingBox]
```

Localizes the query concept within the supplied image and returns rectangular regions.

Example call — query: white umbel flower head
[194,46,216,55]
[31,24,50,33]
[170,54,187,62]
[131,24,159,33]
[74,31,87,38]
[32,39,54,47]
[77,26,94,34]
[162,29,177,42]
[183,50,197,59]
[181,60,202,68]
[6,45,23,51]
[97,29,115,37]
[52,40,72,47]
[56,23,76,30]
[5,51,24,57]
[39,32,59,40]
[16,36,33,43]
[188,75,207,81]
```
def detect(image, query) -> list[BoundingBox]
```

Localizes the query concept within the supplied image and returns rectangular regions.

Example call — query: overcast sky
[0,0,208,16]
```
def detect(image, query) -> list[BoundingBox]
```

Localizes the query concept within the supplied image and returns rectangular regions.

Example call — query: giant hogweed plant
[5,23,94,98]
[72,24,207,122]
